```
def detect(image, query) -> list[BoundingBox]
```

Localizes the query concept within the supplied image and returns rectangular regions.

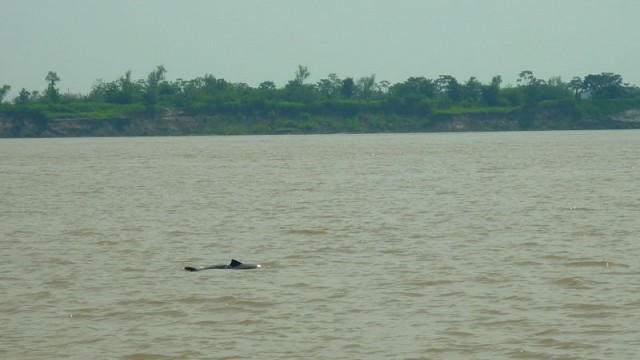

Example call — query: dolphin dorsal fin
[229,259,242,267]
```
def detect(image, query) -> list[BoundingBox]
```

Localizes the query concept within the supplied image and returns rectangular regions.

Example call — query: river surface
[1,131,639,359]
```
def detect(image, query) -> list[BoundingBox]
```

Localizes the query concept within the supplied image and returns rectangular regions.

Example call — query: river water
[1,131,639,359]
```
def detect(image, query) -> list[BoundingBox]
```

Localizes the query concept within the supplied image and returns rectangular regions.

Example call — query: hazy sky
[2,0,639,97]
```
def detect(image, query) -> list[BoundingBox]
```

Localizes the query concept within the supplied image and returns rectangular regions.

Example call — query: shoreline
[2,103,640,138]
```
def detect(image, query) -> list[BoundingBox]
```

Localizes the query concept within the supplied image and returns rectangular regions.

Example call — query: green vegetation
[1,66,640,137]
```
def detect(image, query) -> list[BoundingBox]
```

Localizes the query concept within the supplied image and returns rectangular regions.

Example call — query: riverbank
[2,100,640,137]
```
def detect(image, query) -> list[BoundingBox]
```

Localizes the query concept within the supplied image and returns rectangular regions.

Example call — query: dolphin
[184,259,263,272]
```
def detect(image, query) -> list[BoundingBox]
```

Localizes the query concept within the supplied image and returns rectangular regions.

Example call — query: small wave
[115,298,169,307]
[537,337,598,350]
[314,246,338,253]
[284,229,328,235]
[533,328,557,336]
[102,310,131,318]
[507,348,550,359]
[213,295,237,303]
[122,266,144,272]
[443,330,474,337]
[623,299,640,307]
[120,353,183,360]
[473,275,502,284]
[232,299,276,308]
[542,254,569,261]
[6,229,34,236]
[237,318,265,326]
[95,239,119,246]
[566,311,615,319]
[519,241,540,247]
[397,291,425,298]
[564,303,620,320]
[564,206,595,211]
[552,277,588,288]
[289,282,313,288]
[179,295,212,304]
[156,309,187,318]
[62,228,103,237]
[25,290,52,300]
[380,248,409,255]
[565,260,614,267]
[209,305,266,315]
[412,279,453,287]
[515,260,542,266]
[48,257,75,265]
[66,308,102,319]
[479,318,528,327]
[503,295,533,302]
[44,278,73,288]
[565,302,619,311]
[166,230,192,237]
[193,319,219,326]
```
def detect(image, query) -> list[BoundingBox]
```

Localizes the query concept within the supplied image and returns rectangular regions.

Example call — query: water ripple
[2,132,639,359]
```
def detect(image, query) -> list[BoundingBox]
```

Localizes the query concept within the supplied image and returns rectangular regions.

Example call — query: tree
[117,70,135,103]
[317,73,342,98]
[144,65,167,112]
[294,65,310,85]
[437,75,463,102]
[481,75,502,106]
[568,77,583,100]
[90,70,140,104]
[45,71,60,102]
[547,76,566,88]
[389,77,436,97]
[258,81,276,90]
[15,88,31,105]
[201,74,229,93]
[378,80,390,94]
[283,66,317,102]
[317,78,336,98]
[517,70,535,87]
[356,74,376,99]
[0,84,10,103]
[582,72,624,99]
[516,70,545,104]
[463,77,483,103]
[341,77,355,98]
[328,73,342,90]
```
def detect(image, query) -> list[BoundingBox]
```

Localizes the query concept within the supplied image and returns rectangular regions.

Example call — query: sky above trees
[2,0,639,97]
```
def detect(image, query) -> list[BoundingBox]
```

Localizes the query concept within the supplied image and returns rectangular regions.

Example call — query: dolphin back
[229,259,262,269]
[185,259,262,271]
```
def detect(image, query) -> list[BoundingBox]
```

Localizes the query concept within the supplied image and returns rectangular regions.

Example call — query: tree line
[1,66,639,120]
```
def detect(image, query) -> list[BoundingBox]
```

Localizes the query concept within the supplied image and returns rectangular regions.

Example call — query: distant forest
[1,65,640,135]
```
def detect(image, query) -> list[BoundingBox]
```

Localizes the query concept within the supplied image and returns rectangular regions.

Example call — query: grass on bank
[575,98,640,119]
[31,102,145,120]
